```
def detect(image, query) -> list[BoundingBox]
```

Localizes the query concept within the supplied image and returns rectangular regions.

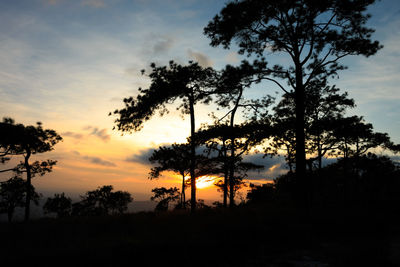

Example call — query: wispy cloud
[82,155,116,167]
[81,0,106,8]
[42,0,61,5]
[152,35,175,55]
[225,51,239,64]
[72,150,116,167]
[84,126,111,142]
[187,49,213,67]
[62,131,84,139]
[243,154,288,180]
[126,148,154,165]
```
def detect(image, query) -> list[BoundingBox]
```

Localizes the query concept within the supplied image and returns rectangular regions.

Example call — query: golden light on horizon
[196,176,218,189]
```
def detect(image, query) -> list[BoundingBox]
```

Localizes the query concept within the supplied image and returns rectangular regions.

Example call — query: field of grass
[1,205,399,266]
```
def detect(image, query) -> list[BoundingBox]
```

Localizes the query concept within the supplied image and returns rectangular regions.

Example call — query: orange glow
[196,176,218,189]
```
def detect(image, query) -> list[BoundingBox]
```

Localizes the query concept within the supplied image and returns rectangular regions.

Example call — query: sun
[195,176,217,189]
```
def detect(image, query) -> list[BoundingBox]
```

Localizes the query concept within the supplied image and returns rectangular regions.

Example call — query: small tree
[1,120,62,221]
[43,193,72,218]
[333,116,396,159]
[246,183,275,205]
[72,185,133,216]
[150,187,180,212]
[195,122,265,207]
[149,144,191,209]
[0,177,40,222]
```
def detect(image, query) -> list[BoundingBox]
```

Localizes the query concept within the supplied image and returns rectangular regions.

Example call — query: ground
[1,205,399,266]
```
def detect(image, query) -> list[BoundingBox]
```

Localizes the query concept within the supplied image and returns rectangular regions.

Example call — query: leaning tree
[111,61,216,212]
[204,0,382,208]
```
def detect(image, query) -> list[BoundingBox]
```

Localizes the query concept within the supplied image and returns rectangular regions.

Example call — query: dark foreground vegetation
[2,154,400,266]
[1,202,400,266]
[2,1,400,266]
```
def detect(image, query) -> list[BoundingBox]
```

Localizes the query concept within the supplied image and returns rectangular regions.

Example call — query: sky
[0,0,399,204]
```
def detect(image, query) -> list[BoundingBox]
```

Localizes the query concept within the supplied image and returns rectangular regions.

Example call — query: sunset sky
[0,0,399,204]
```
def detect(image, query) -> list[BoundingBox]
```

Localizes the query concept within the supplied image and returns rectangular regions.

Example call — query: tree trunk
[294,62,308,211]
[228,88,242,208]
[189,96,196,212]
[317,136,322,170]
[181,172,186,209]
[222,140,228,208]
[229,138,235,208]
[24,150,31,222]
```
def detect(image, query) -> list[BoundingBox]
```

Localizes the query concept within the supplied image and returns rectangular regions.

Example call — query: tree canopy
[112,61,217,212]
[204,0,382,209]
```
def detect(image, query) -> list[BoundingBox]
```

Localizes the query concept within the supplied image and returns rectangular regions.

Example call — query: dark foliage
[112,61,217,212]
[205,0,382,209]
[0,177,40,222]
[72,185,133,216]
[0,118,62,221]
[247,154,400,215]
[150,187,180,212]
[43,193,72,218]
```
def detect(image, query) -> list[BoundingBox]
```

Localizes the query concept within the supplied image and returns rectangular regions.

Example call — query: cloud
[225,51,239,64]
[43,0,61,5]
[71,150,116,167]
[82,155,116,167]
[152,36,175,55]
[62,131,84,139]
[83,126,111,142]
[243,154,288,180]
[126,148,155,165]
[81,0,106,8]
[187,49,213,67]
[126,144,210,165]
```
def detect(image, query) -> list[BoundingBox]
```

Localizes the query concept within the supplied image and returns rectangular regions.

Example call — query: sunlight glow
[196,176,218,189]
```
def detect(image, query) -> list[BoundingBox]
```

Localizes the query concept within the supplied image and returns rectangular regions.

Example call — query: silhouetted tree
[333,116,396,159]
[0,120,62,221]
[43,193,72,218]
[0,177,40,222]
[72,185,133,216]
[149,144,191,209]
[196,122,265,207]
[112,61,216,212]
[267,84,355,170]
[150,187,180,212]
[205,0,382,208]
[246,183,275,205]
[149,143,214,209]
[211,62,273,207]
[0,118,24,171]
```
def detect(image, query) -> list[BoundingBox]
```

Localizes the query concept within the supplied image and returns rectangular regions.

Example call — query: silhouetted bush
[43,193,72,218]
[0,176,40,222]
[71,185,133,216]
